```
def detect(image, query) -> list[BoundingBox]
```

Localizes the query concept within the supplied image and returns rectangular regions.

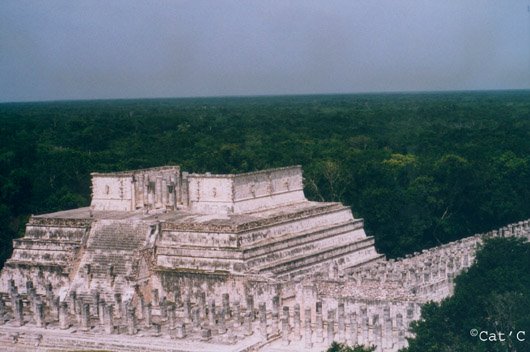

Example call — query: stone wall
[232,166,305,213]
[91,166,181,211]
[91,175,134,211]
[187,175,234,214]
[187,166,305,214]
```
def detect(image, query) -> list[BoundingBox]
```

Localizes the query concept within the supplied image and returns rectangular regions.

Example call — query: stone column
[233,300,241,327]
[137,295,144,320]
[155,176,162,207]
[69,290,77,315]
[372,313,379,327]
[360,316,369,346]
[330,262,339,279]
[348,312,358,345]
[406,303,414,321]
[9,284,17,310]
[184,297,191,323]
[176,322,186,338]
[208,299,216,327]
[338,301,345,342]
[374,323,382,352]
[282,316,289,346]
[26,280,34,294]
[27,287,36,313]
[52,296,60,320]
[384,317,393,349]
[304,307,312,348]
[192,307,201,328]
[84,264,91,289]
[447,272,455,295]
[396,313,405,345]
[271,295,280,334]
[160,297,168,321]
[222,293,230,317]
[119,299,127,323]
[315,301,323,343]
[151,289,159,306]
[282,306,290,346]
[463,253,469,267]
[81,303,90,331]
[244,310,253,336]
[201,327,211,341]
[108,265,115,286]
[168,303,176,330]
[75,298,83,324]
[161,178,168,206]
[198,292,206,319]
[105,304,114,334]
[246,295,255,320]
[173,287,182,307]
[59,302,68,329]
[384,304,392,320]
[14,295,24,326]
[293,304,301,341]
[114,293,122,319]
[259,302,268,338]
[144,303,152,328]
[153,322,161,336]
[92,291,100,317]
[35,302,45,328]
[0,298,5,324]
[99,300,106,326]
[227,324,237,344]
[127,306,137,335]
[45,283,53,305]
[168,176,176,207]
[218,308,227,334]
[327,309,335,344]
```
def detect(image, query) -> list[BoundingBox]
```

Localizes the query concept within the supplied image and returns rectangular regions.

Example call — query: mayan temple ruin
[0,165,528,351]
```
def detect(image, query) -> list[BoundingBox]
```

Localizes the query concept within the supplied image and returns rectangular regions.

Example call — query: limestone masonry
[0,165,528,351]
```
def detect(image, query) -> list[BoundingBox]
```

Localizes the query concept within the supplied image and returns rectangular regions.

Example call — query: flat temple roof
[90,165,301,179]
[187,165,301,179]
[91,165,181,177]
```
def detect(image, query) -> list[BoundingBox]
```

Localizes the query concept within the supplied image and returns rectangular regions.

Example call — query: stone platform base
[0,325,263,352]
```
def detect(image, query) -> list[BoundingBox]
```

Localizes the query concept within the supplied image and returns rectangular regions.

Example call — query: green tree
[326,341,376,352]
[402,237,530,352]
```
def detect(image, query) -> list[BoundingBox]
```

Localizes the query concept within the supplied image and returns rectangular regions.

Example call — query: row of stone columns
[345,219,530,300]
[4,278,413,349]
[244,298,409,351]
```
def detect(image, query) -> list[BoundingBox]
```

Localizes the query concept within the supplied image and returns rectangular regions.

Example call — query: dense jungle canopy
[1,90,530,267]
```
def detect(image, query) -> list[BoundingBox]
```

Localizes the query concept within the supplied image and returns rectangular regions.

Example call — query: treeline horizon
[2,88,529,105]
[1,90,530,266]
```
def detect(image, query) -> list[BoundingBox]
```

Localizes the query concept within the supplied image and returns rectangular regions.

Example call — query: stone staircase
[68,219,150,301]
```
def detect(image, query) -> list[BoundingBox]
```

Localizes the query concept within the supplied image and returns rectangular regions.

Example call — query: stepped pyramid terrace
[0,165,528,351]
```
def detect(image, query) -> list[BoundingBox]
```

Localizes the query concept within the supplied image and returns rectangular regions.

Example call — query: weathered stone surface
[0,165,528,351]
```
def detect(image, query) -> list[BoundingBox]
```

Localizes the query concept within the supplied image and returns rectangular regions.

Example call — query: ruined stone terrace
[0,219,527,352]
[1,164,528,352]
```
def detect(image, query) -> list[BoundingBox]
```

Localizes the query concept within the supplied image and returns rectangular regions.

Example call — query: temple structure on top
[0,165,528,352]
[90,165,306,214]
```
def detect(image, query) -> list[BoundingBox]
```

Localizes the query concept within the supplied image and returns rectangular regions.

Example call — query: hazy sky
[1,1,529,102]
